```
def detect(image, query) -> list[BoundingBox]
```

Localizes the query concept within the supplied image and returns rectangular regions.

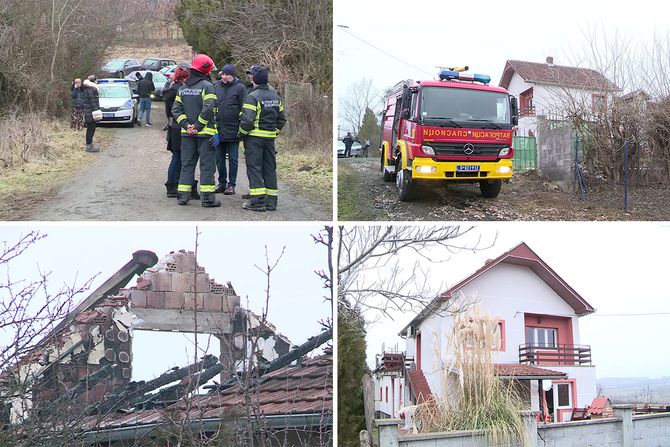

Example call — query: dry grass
[104,41,193,65]
[275,138,332,208]
[0,112,112,203]
[415,306,529,446]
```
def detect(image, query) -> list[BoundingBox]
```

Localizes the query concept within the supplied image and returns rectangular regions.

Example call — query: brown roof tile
[93,355,332,430]
[494,363,567,379]
[500,60,619,91]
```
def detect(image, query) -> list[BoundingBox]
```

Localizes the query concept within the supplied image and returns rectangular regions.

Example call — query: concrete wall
[539,418,623,446]
[377,408,670,447]
[633,413,670,446]
[537,121,575,189]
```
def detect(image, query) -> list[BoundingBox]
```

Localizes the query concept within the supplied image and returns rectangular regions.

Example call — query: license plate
[457,165,480,172]
[103,113,114,118]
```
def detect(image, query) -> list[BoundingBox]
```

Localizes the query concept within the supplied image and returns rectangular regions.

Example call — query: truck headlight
[416,166,437,173]
[421,145,435,156]
[499,147,511,156]
[497,166,512,174]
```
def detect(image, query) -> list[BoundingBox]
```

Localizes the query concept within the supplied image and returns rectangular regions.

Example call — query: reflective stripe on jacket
[239,84,286,139]
[171,69,217,138]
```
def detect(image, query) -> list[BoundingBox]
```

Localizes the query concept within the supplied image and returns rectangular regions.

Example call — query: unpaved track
[29,103,329,221]
[338,157,670,221]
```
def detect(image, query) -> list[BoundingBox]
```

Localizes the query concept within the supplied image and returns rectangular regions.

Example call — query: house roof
[493,363,567,380]
[93,354,332,431]
[499,60,620,91]
[400,242,595,334]
[588,397,612,415]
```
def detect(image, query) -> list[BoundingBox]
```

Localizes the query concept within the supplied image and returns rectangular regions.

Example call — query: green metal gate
[512,136,537,172]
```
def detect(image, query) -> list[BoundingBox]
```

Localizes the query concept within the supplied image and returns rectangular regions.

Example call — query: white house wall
[414,262,582,398]
[374,374,404,418]
[551,365,598,411]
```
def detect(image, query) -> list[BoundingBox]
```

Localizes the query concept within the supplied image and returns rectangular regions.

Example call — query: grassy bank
[0,114,112,220]
[275,138,332,210]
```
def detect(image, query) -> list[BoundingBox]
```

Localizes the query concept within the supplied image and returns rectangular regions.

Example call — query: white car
[97,79,138,127]
[336,140,362,157]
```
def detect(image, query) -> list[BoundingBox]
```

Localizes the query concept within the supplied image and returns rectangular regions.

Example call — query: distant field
[598,377,670,405]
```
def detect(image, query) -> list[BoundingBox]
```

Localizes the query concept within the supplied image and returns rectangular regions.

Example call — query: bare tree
[339,78,382,136]
[546,26,670,185]
[337,225,495,320]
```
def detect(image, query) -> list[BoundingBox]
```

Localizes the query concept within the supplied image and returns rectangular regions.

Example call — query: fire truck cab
[380,68,519,200]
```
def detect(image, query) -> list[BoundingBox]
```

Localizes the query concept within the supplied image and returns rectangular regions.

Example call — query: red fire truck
[380,67,518,200]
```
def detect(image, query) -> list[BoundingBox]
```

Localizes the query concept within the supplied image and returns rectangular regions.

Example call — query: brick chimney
[546,56,554,66]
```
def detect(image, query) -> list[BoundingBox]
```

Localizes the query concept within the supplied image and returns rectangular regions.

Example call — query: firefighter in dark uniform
[239,67,286,211]
[172,54,220,207]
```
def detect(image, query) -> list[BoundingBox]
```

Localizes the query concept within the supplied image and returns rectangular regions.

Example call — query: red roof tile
[494,363,567,379]
[589,397,611,415]
[499,60,619,91]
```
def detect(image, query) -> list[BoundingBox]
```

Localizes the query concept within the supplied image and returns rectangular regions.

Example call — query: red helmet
[191,54,215,75]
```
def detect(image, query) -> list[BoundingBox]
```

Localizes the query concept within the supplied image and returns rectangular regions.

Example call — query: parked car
[141,58,177,71]
[159,63,190,76]
[96,79,138,127]
[336,140,362,157]
[99,59,143,78]
[124,71,170,101]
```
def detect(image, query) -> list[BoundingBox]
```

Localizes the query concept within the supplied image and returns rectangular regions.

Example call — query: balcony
[519,343,592,366]
[519,105,536,117]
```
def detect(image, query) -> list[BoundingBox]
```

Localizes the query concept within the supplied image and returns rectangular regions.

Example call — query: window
[556,383,571,407]
[464,320,504,351]
[492,321,505,350]
[526,327,557,348]
[385,386,388,403]
[592,93,606,112]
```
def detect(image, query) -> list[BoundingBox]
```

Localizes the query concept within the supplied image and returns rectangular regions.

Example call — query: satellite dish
[542,381,553,392]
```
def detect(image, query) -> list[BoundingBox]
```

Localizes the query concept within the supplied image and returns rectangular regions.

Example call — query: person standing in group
[82,75,102,153]
[137,72,154,127]
[239,67,286,212]
[70,78,85,131]
[342,132,354,157]
[214,64,247,195]
[163,67,191,198]
[171,54,220,207]
[244,64,261,89]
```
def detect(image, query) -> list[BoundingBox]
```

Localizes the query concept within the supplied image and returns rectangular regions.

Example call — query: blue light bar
[438,70,491,85]
[98,79,130,83]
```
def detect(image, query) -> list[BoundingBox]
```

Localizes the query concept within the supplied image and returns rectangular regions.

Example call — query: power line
[337,26,434,77]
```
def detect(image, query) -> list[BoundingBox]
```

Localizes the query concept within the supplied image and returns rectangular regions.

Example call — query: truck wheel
[380,150,394,182]
[480,180,502,198]
[396,167,415,201]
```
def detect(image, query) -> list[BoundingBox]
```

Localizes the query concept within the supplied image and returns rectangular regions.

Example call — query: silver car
[96,79,138,127]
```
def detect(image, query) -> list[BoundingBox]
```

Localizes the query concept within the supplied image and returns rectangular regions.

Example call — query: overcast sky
[335,0,669,132]
[0,223,331,381]
[359,222,670,379]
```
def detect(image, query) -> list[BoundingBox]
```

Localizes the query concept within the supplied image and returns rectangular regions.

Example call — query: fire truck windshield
[420,87,511,127]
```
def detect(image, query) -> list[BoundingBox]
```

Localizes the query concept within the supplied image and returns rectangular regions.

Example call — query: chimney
[546,56,554,66]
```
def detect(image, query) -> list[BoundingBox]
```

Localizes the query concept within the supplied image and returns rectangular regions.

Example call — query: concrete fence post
[520,410,538,447]
[376,418,401,447]
[613,404,634,447]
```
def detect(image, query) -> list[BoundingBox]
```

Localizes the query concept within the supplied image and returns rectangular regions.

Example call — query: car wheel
[117,71,124,79]
[480,179,502,198]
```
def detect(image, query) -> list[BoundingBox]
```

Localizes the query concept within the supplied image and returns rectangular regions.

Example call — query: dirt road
[27,103,329,221]
[338,157,670,221]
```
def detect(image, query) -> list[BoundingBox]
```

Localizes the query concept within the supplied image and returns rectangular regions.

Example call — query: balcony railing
[519,105,536,117]
[519,343,592,366]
